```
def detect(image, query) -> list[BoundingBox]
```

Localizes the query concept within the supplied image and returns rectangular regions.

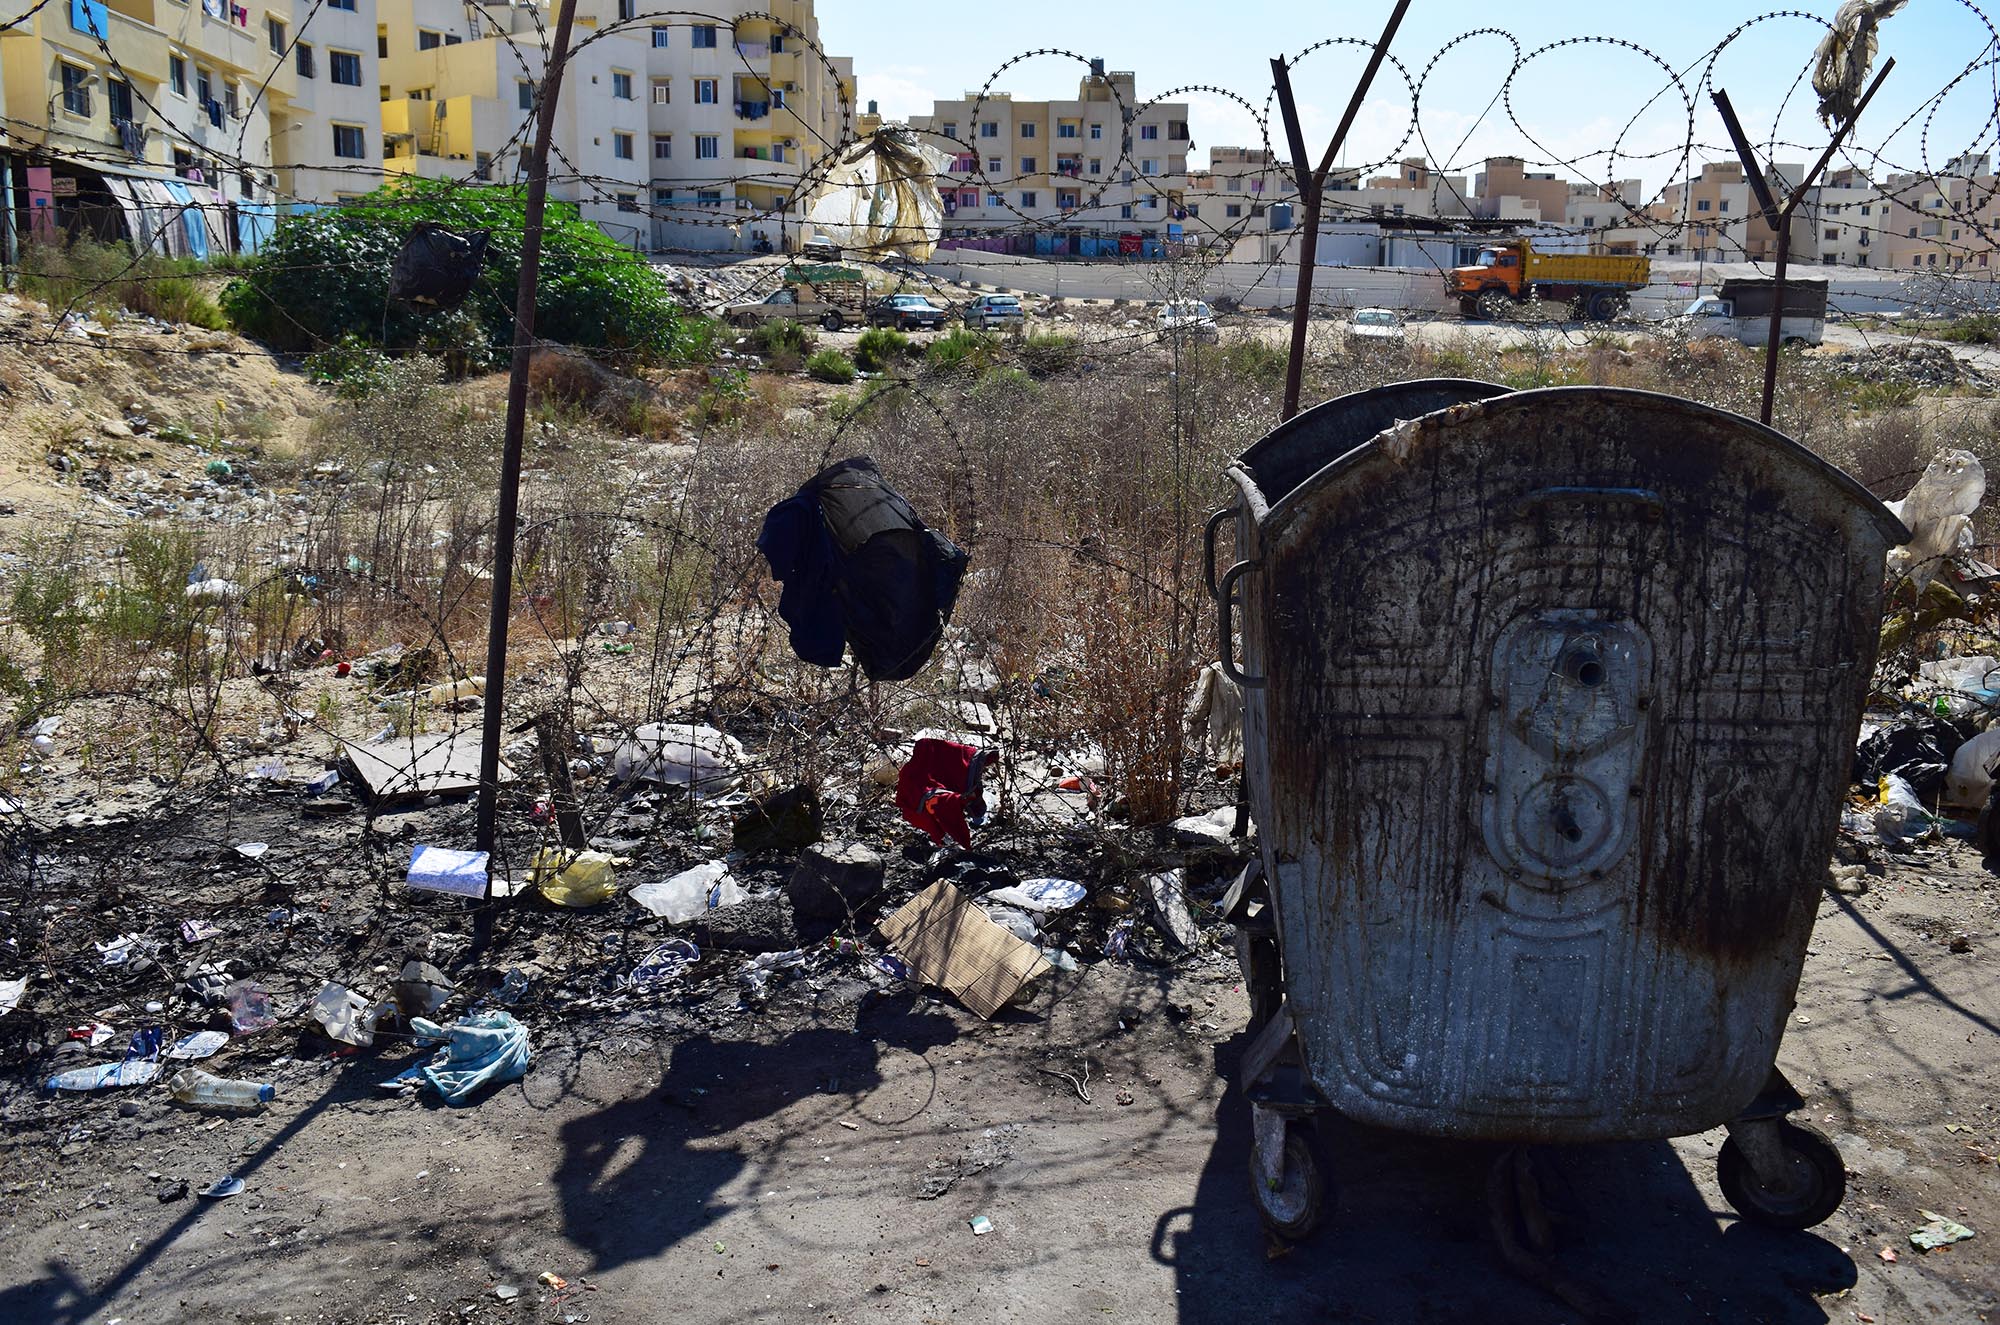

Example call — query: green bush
[18,238,227,329]
[1017,331,1081,376]
[750,319,816,357]
[853,327,909,372]
[222,177,696,362]
[1936,313,2000,345]
[806,348,857,383]
[924,327,1000,375]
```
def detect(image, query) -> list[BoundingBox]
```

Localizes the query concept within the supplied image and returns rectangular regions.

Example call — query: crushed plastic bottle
[167,1068,275,1110]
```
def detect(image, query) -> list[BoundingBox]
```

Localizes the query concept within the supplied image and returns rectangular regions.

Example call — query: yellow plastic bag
[532,848,617,908]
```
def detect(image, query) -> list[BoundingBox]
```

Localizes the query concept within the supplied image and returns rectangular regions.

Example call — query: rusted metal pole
[1272,0,1413,422]
[473,0,583,948]
[1712,61,1892,426]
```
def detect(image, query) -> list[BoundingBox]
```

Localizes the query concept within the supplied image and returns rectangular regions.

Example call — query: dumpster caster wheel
[1718,1119,1845,1229]
[1250,1110,1326,1240]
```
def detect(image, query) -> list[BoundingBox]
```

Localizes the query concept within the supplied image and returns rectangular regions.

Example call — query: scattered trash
[164,1031,229,1060]
[391,960,454,1019]
[184,962,231,1007]
[1910,1211,1976,1251]
[387,221,491,312]
[877,880,1046,1019]
[179,918,222,944]
[1040,948,1081,973]
[1879,1246,1898,1263]
[68,1022,114,1048]
[1871,774,1930,843]
[382,1012,532,1105]
[968,1215,993,1236]
[406,844,491,898]
[732,785,824,854]
[306,768,342,795]
[155,1178,189,1203]
[532,848,620,908]
[47,1060,160,1091]
[1944,726,2000,809]
[982,878,1087,912]
[235,842,270,860]
[1144,871,1202,951]
[1103,917,1135,960]
[1887,450,1984,591]
[611,723,745,794]
[95,934,148,966]
[495,969,531,1006]
[977,903,1040,945]
[757,455,970,681]
[199,1176,246,1200]
[167,1068,275,1110]
[313,982,391,1047]
[895,739,993,848]
[225,981,278,1034]
[493,1284,521,1302]
[0,976,25,1017]
[786,842,885,921]
[184,578,242,602]
[630,860,744,922]
[737,949,808,1002]
[1170,806,1245,846]
[629,939,701,988]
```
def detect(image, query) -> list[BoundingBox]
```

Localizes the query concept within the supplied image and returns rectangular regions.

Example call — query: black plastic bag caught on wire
[388,222,491,313]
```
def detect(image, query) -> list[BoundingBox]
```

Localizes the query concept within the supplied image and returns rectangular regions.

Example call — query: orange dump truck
[1448,239,1651,322]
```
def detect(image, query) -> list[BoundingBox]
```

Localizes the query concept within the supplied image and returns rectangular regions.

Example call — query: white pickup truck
[1675,277,1827,348]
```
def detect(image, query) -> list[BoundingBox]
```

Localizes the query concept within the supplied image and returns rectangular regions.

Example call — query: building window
[60,63,92,116]
[330,51,362,86]
[651,25,669,46]
[692,23,717,47]
[1020,156,1035,173]
[653,133,672,159]
[1058,191,1077,208]
[332,123,366,158]
[1142,159,1158,175]
[295,42,313,77]
[958,190,976,206]
[1119,204,1132,219]
[519,80,535,109]
[651,79,670,104]
[107,77,133,123]
[196,68,211,105]
[697,188,720,204]
[327,0,354,9]
[169,55,188,96]
[617,192,639,213]
[1860,204,1870,215]
[941,121,957,139]
[266,15,285,52]
[1058,122,1077,138]
[695,79,716,104]
[986,191,1004,207]
[617,0,634,18]
[1141,124,1159,140]
[1021,190,1037,207]
[377,30,386,57]
[1088,159,1100,175]
[612,71,633,99]
[979,122,997,138]
[445,34,459,45]
[474,151,492,179]
[1719,200,1730,213]
[1089,123,1102,139]
[769,33,783,52]
[613,132,634,159]
[695,134,718,159]
[418,29,440,50]
[1695,199,1710,212]
[1019,122,1035,138]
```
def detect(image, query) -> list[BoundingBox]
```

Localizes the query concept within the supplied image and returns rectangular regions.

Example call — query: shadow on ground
[554,995,959,1272]
[1155,1036,1857,1325]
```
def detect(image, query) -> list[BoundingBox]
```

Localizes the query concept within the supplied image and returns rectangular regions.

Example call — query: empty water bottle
[167,1068,274,1110]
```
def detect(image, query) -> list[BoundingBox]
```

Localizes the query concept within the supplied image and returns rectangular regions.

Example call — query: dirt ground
[0,819,1993,1325]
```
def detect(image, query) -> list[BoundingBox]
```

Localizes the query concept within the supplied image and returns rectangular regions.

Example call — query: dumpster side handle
[1218,560,1267,689]
[1202,507,1235,600]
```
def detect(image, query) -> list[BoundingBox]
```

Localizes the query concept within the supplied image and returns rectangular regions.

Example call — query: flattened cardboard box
[877,880,1046,1019]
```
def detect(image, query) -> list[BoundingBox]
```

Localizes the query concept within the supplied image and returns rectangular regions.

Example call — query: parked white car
[1349,307,1404,340]
[1158,299,1219,342]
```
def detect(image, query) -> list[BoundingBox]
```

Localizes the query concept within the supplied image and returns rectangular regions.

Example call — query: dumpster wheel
[1250,1116,1327,1240]
[1716,1119,1846,1229]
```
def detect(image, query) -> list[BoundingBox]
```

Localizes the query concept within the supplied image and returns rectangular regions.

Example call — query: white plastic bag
[1886,450,1984,590]
[612,723,745,794]
[629,861,746,923]
[1873,773,1930,841]
[1944,727,2000,809]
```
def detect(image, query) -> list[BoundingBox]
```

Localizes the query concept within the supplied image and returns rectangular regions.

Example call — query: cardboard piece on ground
[343,730,515,801]
[877,880,1046,1019]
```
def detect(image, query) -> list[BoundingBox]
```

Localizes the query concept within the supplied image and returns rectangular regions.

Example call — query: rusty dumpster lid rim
[1257,384,1910,546]
[1227,378,1510,524]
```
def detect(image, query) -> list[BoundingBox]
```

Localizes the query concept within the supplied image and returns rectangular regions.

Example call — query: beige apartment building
[1879,154,2000,274]
[911,63,1191,253]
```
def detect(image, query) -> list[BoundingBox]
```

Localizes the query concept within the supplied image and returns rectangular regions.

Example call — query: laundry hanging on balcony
[801,127,953,263]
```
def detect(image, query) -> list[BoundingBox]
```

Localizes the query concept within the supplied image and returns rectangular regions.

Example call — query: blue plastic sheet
[383,1012,531,1105]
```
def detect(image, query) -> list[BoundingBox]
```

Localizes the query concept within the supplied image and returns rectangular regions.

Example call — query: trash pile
[1855,450,2000,849]
[1822,339,1998,392]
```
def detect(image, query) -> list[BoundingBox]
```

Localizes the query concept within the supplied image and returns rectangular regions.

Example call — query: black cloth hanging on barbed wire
[388,222,490,313]
[756,456,969,682]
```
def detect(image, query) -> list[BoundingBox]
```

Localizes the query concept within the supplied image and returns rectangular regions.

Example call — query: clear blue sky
[827,0,1998,198]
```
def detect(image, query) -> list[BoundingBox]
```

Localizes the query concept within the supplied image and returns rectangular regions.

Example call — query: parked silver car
[963,293,1026,330]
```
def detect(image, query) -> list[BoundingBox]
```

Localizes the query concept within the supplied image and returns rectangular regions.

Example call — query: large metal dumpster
[1209,384,1905,1238]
